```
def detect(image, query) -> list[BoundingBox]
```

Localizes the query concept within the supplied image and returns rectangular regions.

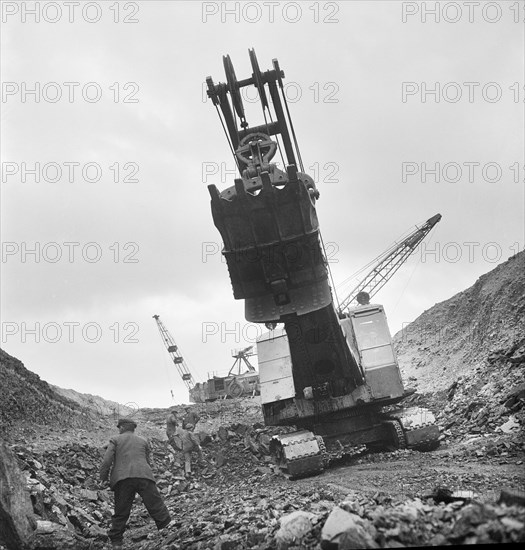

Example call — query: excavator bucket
[209,165,332,323]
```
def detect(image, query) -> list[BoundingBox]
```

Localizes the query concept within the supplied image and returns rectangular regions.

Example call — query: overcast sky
[1,0,523,408]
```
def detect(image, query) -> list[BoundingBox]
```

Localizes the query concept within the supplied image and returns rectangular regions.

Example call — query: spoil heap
[394,251,525,393]
[51,385,138,418]
[393,252,525,463]
[0,349,97,438]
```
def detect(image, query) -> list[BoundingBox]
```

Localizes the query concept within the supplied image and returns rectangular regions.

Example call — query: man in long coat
[100,417,171,549]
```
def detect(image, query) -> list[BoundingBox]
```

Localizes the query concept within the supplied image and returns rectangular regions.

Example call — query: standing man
[182,407,200,431]
[166,407,179,439]
[174,423,204,478]
[100,417,171,549]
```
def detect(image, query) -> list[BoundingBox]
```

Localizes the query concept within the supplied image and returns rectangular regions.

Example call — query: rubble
[32,520,93,550]
[1,362,524,549]
[400,336,525,459]
[0,409,523,550]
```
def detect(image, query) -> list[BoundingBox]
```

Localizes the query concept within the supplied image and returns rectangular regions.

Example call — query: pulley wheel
[249,48,268,110]
[223,54,245,120]
[236,132,277,166]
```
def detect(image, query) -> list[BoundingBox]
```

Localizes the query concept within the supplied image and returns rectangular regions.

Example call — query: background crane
[337,213,442,315]
[228,345,257,376]
[153,314,196,390]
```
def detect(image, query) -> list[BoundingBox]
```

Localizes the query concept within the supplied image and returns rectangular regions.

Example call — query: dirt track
[147,439,525,549]
[304,446,525,504]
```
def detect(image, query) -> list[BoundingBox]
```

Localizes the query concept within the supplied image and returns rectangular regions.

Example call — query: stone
[451,503,494,539]
[275,510,316,548]
[33,524,92,550]
[0,442,37,550]
[218,426,229,442]
[498,416,520,433]
[321,506,377,550]
[338,525,379,549]
[398,502,420,521]
[79,489,98,501]
[500,517,524,531]
[86,523,107,538]
[35,520,62,534]
[214,535,243,549]
[234,423,249,435]
[215,451,227,467]
[428,533,447,546]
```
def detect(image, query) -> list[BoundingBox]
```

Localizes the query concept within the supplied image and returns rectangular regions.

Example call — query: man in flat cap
[182,407,200,431]
[100,417,171,549]
[166,407,179,441]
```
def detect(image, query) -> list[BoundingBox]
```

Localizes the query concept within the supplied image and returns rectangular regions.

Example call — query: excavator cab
[341,305,404,400]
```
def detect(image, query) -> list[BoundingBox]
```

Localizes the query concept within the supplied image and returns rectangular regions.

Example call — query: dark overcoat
[99,431,156,489]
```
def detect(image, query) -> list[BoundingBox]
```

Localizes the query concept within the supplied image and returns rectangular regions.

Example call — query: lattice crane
[153,315,196,390]
[337,213,442,314]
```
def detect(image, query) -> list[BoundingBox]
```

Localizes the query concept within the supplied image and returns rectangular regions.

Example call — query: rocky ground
[2,385,524,550]
[1,253,524,549]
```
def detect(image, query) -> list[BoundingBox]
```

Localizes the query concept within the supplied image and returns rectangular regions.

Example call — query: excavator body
[189,370,260,402]
[206,50,439,477]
